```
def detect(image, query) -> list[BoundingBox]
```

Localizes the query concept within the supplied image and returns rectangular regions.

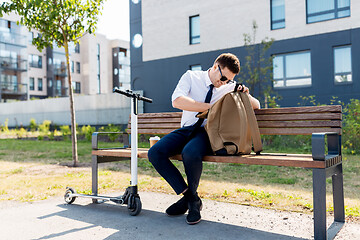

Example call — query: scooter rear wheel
[64,187,76,204]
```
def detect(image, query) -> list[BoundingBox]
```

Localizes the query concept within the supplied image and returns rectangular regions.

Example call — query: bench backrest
[127,105,342,135]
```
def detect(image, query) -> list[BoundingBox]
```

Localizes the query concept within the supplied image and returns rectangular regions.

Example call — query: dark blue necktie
[192,84,214,128]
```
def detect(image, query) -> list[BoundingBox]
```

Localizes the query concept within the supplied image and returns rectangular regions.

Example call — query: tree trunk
[64,39,78,167]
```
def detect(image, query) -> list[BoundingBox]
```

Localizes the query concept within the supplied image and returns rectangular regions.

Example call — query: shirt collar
[205,69,213,87]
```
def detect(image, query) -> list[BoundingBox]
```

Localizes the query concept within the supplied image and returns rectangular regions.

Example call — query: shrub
[81,125,96,141]
[29,118,37,132]
[16,128,27,138]
[60,125,71,136]
[342,99,360,155]
[1,118,9,133]
[297,95,318,106]
[98,124,122,142]
[38,120,51,134]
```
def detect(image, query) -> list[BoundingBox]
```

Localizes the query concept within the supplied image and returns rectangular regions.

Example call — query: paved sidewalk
[0,191,359,240]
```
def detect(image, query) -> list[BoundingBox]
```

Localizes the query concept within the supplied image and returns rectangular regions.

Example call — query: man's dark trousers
[148,126,212,195]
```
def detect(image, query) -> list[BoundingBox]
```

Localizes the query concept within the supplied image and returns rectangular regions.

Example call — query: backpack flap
[238,92,263,154]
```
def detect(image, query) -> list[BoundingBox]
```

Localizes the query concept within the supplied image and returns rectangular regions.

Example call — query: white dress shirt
[172,69,236,127]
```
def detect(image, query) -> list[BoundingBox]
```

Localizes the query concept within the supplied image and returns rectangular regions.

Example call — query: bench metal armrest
[92,132,129,150]
[312,132,341,161]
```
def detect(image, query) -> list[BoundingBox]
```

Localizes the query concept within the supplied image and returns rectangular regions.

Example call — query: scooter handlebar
[113,87,153,103]
[138,95,153,103]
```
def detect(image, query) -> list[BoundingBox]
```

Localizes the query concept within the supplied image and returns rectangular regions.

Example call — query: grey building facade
[130,0,359,112]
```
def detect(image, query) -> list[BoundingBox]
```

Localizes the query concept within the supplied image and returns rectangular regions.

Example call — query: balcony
[0,32,27,46]
[0,81,27,100]
[0,56,27,71]
[55,87,68,97]
[53,64,67,77]
[118,56,130,65]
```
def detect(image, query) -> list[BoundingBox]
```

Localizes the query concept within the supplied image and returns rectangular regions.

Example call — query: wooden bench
[91,105,344,240]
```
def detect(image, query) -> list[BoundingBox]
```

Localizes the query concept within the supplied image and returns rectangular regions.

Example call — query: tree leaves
[1,0,106,51]
[1,0,107,166]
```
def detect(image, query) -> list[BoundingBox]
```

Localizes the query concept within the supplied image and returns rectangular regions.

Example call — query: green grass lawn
[0,138,359,219]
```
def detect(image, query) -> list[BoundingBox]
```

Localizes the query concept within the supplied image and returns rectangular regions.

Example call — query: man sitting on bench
[148,53,260,225]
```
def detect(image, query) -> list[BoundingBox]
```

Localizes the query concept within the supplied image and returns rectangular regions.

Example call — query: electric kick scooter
[64,87,152,216]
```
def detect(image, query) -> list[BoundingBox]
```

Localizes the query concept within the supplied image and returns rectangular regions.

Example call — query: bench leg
[313,168,327,240]
[332,164,345,222]
[92,155,98,196]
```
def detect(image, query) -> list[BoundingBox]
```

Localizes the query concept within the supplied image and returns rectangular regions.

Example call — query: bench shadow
[35,202,308,240]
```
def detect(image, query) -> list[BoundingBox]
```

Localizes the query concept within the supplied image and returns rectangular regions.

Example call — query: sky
[96,0,130,41]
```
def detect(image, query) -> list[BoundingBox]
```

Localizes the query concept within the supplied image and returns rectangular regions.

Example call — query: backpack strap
[239,92,263,154]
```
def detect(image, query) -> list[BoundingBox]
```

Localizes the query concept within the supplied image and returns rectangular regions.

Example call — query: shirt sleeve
[171,70,192,102]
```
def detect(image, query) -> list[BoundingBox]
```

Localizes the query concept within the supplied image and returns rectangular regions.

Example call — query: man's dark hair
[215,53,240,74]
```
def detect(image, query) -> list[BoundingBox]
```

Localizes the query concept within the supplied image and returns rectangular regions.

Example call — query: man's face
[212,65,236,88]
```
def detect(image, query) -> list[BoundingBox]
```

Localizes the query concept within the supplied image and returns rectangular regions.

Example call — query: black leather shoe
[186,196,202,225]
[166,196,188,216]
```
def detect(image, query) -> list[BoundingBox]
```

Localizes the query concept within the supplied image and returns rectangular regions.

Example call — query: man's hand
[237,84,249,94]
[237,84,260,109]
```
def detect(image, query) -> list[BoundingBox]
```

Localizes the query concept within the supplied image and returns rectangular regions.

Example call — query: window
[74,42,80,53]
[56,80,62,95]
[190,64,202,71]
[76,62,80,73]
[273,51,312,88]
[76,82,81,93]
[29,77,34,90]
[189,15,200,44]
[306,0,350,23]
[28,54,42,68]
[334,46,352,83]
[38,78,43,91]
[71,61,74,73]
[271,0,285,30]
[72,81,81,93]
[28,31,34,44]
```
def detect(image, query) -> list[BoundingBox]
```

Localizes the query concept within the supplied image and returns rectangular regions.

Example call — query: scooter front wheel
[128,196,142,216]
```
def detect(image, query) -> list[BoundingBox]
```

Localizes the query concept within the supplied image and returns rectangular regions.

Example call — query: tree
[238,20,279,108]
[0,0,106,166]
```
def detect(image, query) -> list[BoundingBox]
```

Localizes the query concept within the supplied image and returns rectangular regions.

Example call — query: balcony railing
[53,64,67,76]
[118,56,130,65]
[0,56,27,71]
[55,87,68,97]
[1,81,27,95]
[0,32,27,46]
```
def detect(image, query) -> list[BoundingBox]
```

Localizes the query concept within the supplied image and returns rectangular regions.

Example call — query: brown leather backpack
[198,91,262,155]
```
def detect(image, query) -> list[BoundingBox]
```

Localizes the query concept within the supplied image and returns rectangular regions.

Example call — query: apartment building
[130,0,358,112]
[0,13,130,102]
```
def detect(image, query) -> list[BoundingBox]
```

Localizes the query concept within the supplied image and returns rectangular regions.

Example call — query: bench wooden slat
[126,127,341,136]
[255,113,342,121]
[126,129,178,134]
[137,112,182,118]
[92,149,326,169]
[254,105,341,115]
[130,123,180,129]
[259,128,341,135]
[258,120,341,128]
[260,128,342,135]
[133,120,342,128]
[138,118,181,123]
